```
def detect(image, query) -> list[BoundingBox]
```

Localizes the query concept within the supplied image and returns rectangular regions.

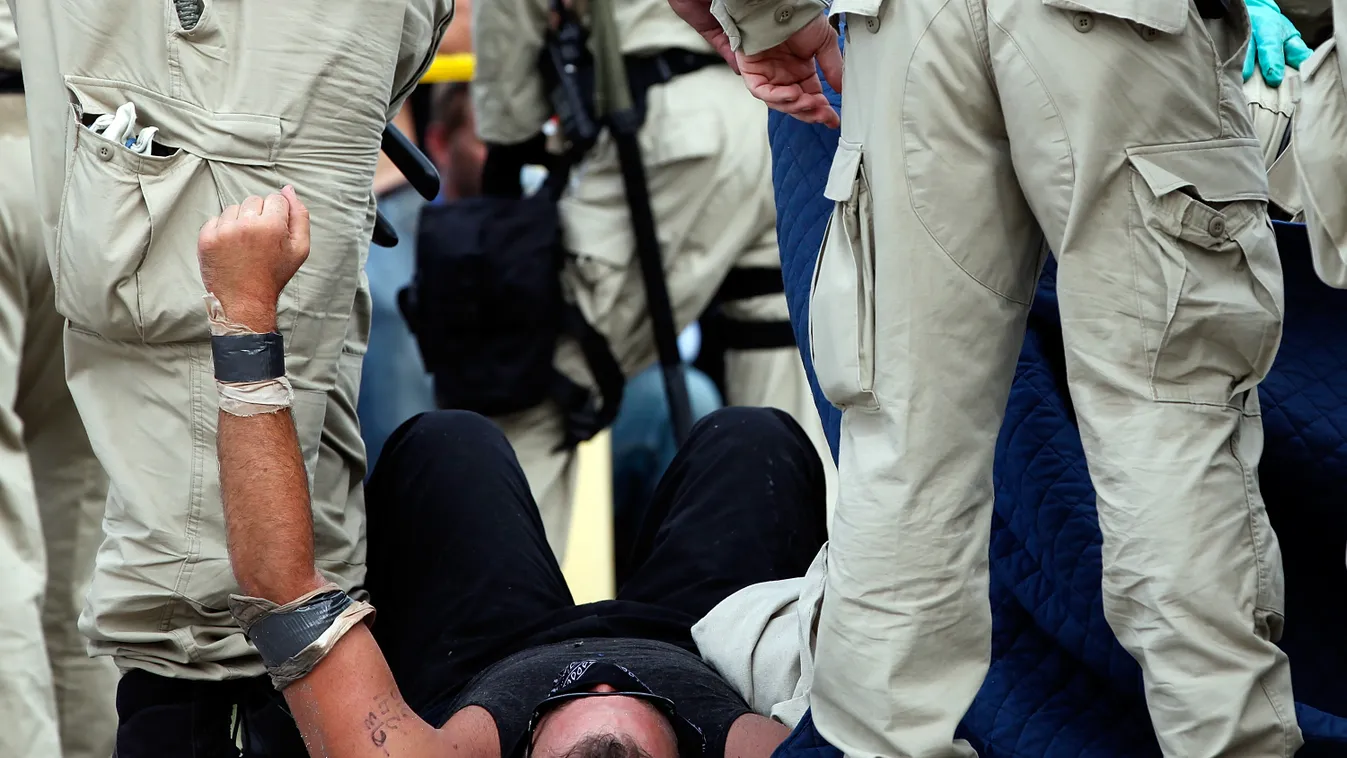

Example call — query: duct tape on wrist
[229,583,377,690]
[204,293,294,416]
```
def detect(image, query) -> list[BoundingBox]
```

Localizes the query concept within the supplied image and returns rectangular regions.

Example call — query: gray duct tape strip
[244,590,353,669]
[211,333,286,383]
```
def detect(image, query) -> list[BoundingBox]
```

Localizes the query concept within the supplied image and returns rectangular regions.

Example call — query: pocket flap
[824,140,863,202]
[1126,140,1268,204]
[1041,0,1186,34]
[1299,37,1336,81]
[65,76,281,166]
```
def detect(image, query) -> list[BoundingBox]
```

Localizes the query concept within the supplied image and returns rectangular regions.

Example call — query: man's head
[529,684,679,758]
[423,82,485,200]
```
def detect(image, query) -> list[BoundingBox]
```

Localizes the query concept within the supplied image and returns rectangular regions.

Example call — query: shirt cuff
[711,0,828,56]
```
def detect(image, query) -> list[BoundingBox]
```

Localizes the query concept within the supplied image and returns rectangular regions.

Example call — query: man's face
[529,684,679,758]
[424,90,486,201]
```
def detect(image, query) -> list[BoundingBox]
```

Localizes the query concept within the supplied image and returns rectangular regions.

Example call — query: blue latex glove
[1243,0,1313,87]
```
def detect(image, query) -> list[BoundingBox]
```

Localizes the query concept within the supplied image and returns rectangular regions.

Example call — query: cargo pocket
[809,140,878,411]
[1126,139,1284,406]
[55,80,281,344]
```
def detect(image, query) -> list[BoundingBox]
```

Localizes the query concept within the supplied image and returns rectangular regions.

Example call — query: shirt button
[97,144,113,160]
[1073,12,1093,32]
[775,5,793,23]
[1208,216,1226,236]
[1140,25,1159,40]
[865,16,881,32]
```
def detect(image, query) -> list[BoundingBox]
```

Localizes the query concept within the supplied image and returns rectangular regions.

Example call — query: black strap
[608,108,695,445]
[552,304,626,448]
[625,50,726,119]
[0,70,22,94]
[714,267,786,303]
[717,318,797,351]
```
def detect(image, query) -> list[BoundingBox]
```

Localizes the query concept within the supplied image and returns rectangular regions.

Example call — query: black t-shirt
[449,638,753,758]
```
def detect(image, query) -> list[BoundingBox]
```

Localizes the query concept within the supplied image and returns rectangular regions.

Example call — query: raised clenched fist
[197,186,311,332]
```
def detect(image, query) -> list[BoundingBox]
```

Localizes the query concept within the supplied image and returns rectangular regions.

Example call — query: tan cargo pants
[494,66,836,559]
[0,93,117,758]
[1293,1,1347,289]
[808,0,1300,755]
[8,0,450,680]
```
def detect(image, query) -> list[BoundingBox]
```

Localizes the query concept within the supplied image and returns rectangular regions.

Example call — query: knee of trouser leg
[377,409,510,473]
[403,409,506,447]
[690,407,815,461]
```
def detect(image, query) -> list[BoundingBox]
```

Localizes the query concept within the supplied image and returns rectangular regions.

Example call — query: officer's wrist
[217,298,279,334]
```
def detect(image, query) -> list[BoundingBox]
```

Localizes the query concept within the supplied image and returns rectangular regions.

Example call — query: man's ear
[423,123,451,175]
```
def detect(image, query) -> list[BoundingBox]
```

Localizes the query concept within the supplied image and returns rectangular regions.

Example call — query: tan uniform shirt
[472,0,715,144]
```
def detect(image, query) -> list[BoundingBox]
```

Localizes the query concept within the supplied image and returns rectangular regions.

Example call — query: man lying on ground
[193,187,827,758]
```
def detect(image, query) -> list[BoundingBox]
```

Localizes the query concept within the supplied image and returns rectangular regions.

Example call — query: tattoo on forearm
[365,688,415,756]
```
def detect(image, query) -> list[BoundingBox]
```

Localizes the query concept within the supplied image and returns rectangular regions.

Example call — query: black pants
[115,407,827,756]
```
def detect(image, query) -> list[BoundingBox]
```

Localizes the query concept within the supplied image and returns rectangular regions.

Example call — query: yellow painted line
[421,53,475,83]
[561,430,616,602]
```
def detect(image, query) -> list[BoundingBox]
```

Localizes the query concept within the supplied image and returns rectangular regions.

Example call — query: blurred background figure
[464,0,836,560]
[361,9,478,474]
[0,6,117,758]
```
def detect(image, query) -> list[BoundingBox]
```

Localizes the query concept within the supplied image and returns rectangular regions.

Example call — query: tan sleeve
[471,0,552,144]
[0,2,20,71]
[388,0,456,121]
[710,0,826,56]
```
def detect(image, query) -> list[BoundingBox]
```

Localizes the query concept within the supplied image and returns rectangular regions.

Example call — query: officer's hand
[197,186,311,332]
[737,15,842,128]
[667,0,742,72]
[1243,0,1312,87]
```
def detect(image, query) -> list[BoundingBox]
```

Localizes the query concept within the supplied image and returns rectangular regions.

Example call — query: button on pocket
[809,141,879,411]
[1125,140,1284,406]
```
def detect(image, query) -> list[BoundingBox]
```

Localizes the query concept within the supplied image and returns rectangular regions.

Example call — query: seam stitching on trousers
[974,10,1077,307]
[162,342,207,634]
[901,0,1035,307]
[1229,407,1295,755]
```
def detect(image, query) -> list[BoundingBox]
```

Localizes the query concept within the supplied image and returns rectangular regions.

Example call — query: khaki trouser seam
[162,343,209,632]
[1229,409,1295,755]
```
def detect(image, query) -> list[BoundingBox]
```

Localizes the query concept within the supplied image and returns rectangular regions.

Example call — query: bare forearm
[218,406,324,603]
[285,624,473,758]
[199,190,488,758]
[726,713,790,758]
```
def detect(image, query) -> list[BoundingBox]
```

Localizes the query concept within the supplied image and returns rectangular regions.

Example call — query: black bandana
[533,658,706,758]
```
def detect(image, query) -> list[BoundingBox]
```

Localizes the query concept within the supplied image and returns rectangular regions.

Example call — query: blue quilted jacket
[769,77,1347,757]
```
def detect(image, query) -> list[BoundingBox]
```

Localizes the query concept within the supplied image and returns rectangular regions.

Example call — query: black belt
[625,49,725,117]
[0,70,22,94]
[707,267,798,351]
